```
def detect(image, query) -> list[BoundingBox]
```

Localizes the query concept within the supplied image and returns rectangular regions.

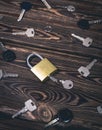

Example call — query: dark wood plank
[0,0,102,130]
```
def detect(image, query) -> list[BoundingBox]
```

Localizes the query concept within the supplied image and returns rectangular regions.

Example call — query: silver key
[12,99,37,118]
[66,5,75,12]
[41,0,51,9]
[44,25,52,32]
[59,80,73,89]
[97,105,102,114]
[0,69,18,79]
[12,28,35,37]
[49,76,73,89]
[71,33,93,47]
[78,59,97,77]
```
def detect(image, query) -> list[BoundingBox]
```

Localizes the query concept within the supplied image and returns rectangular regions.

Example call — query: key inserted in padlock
[27,53,57,81]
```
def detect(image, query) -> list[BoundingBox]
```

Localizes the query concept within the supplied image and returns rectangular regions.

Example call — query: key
[44,25,52,32]
[97,105,102,114]
[66,5,75,12]
[12,28,35,38]
[0,69,18,79]
[45,108,73,128]
[12,99,37,118]
[49,76,73,89]
[0,42,16,62]
[41,0,51,9]
[17,2,32,22]
[77,19,102,30]
[59,80,73,89]
[71,33,93,47]
[78,59,97,77]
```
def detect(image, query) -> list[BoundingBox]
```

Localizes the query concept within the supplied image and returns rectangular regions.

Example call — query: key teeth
[3,74,19,78]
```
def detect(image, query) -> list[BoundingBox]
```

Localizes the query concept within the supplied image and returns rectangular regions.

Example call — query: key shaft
[12,107,27,118]
[86,59,97,70]
[41,0,51,9]
[71,33,84,42]
[12,31,26,35]
[17,9,25,22]
[89,19,102,24]
[0,42,7,51]
[45,118,59,128]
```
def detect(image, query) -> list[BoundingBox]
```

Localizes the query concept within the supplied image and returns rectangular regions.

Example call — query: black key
[77,19,90,29]
[77,19,102,30]
[58,108,73,123]
[21,2,32,11]
[45,108,73,128]
[17,2,32,22]
[2,50,16,62]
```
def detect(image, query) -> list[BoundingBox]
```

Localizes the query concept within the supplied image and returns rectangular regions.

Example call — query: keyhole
[88,42,91,45]
[81,71,84,75]
[69,84,72,87]
[31,102,34,106]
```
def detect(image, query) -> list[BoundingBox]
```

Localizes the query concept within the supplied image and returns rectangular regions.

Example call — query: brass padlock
[27,53,57,81]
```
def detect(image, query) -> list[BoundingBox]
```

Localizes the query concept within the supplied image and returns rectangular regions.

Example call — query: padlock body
[31,58,57,81]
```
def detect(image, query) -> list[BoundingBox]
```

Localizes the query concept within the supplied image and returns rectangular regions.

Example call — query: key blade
[12,107,27,118]
[0,69,3,79]
[86,59,97,70]
[45,118,59,128]
[12,31,25,35]
[17,9,25,22]
[71,33,84,42]
[41,0,51,9]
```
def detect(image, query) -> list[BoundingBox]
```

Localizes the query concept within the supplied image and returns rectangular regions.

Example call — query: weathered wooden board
[0,0,102,130]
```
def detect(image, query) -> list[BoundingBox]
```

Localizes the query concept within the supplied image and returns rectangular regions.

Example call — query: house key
[49,76,73,89]
[12,99,37,118]
[12,28,35,37]
[71,33,93,47]
[78,59,97,77]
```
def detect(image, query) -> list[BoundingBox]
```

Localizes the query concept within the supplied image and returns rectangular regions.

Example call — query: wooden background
[0,0,102,130]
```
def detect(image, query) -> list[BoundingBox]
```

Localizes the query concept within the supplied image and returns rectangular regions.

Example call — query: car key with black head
[77,19,102,30]
[0,42,16,62]
[17,1,32,22]
[45,108,73,128]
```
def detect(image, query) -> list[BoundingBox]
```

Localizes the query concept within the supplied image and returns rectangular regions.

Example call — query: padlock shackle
[27,53,43,69]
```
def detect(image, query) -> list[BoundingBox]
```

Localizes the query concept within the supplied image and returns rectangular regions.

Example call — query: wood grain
[0,0,102,130]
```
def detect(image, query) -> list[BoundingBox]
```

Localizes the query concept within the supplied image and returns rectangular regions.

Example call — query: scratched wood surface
[0,0,102,130]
